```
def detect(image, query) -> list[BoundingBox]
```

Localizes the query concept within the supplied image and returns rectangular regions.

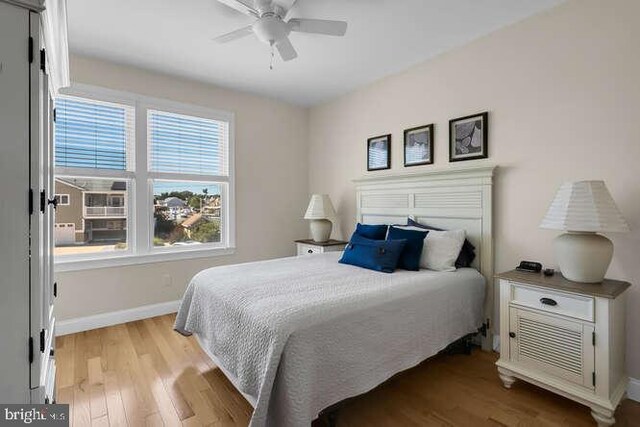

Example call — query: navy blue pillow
[339,233,406,273]
[407,218,476,268]
[354,223,388,240]
[387,226,428,271]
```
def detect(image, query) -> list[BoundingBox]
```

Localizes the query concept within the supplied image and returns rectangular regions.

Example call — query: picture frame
[449,112,488,162]
[367,134,391,171]
[404,124,434,167]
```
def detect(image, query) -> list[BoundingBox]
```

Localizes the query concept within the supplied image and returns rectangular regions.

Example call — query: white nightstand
[295,239,348,256]
[495,270,631,426]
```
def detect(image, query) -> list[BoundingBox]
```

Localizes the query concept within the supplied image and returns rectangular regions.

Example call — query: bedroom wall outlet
[162,274,172,288]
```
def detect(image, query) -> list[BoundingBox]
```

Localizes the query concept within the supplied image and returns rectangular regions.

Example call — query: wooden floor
[56,314,640,427]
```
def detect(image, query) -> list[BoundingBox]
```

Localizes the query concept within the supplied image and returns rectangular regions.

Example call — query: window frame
[55,84,236,272]
[55,194,70,206]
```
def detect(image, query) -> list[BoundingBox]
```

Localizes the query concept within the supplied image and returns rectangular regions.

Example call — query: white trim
[628,377,640,402]
[493,334,500,352]
[55,246,235,272]
[41,0,70,95]
[55,299,181,336]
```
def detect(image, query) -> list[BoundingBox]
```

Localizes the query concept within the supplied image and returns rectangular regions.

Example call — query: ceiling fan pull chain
[269,42,275,70]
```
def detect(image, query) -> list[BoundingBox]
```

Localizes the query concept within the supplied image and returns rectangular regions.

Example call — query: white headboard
[353,165,496,349]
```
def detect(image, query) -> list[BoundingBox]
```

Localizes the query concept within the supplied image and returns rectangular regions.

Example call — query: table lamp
[540,181,629,283]
[304,194,336,243]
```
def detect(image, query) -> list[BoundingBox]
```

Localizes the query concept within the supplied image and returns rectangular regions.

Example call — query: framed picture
[404,124,433,167]
[449,112,488,162]
[367,134,391,171]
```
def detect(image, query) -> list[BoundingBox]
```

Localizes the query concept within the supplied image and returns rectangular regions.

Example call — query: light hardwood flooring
[55,314,640,426]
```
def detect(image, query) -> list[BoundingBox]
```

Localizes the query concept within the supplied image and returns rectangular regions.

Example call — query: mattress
[175,252,485,427]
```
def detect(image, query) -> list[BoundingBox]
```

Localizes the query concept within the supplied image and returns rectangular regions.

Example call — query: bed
[175,165,495,427]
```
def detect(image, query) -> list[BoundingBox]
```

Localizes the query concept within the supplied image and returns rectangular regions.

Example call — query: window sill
[55,247,236,272]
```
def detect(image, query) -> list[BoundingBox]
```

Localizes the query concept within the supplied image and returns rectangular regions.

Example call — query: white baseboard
[491,335,640,403]
[56,300,181,336]
[628,377,640,403]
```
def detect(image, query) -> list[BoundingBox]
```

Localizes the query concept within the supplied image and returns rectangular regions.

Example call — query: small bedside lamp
[540,181,629,283]
[304,194,336,243]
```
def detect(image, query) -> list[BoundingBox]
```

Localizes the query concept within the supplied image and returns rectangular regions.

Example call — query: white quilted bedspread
[174,252,484,427]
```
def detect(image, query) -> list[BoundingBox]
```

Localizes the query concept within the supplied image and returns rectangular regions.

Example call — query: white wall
[55,55,309,320]
[308,0,640,378]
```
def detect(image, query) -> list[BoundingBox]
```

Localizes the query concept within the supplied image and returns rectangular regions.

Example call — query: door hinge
[53,282,57,298]
[28,337,34,363]
[592,331,596,346]
[28,37,33,64]
[53,108,57,122]
[39,329,45,353]
[40,190,46,213]
[29,189,34,215]
[592,371,596,387]
[40,49,46,73]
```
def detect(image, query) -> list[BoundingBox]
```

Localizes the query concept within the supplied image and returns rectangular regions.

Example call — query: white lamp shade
[540,181,629,232]
[304,194,336,219]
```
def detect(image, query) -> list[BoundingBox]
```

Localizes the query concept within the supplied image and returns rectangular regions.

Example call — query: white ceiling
[67,0,563,106]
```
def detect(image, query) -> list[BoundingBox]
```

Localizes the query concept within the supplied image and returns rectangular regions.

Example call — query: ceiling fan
[213,0,348,62]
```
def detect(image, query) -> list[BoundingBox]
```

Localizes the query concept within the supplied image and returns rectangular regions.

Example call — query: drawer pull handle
[509,332,516,338]
[307,249,313,254]
[540,297,557,306]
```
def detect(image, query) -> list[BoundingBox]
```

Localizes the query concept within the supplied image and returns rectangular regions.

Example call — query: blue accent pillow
[387,226,428,271]
[354,223,388,240]
[407,218,476,267]
[339,233,406,273]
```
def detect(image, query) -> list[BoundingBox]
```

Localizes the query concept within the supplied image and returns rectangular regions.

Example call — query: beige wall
[308,0,640,378]
[55,55,310,320]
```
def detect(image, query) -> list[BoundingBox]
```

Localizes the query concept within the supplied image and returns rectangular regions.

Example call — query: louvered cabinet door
[509,307,595,389]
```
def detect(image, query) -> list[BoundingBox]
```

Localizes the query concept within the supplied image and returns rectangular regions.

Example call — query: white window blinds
[54,96,135,170]
[148,110,229,176]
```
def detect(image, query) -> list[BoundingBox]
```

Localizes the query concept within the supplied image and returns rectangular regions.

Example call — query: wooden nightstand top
[295,239,348,247]
[496,270,631,299]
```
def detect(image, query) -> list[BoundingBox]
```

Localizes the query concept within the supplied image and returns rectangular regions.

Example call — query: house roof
[163,197,186,207]
[180,213,202,229]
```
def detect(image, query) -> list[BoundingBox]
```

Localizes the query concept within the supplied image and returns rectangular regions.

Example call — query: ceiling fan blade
[288,18,347,36]
[216,0,259,17]
[276,37,298,61]
[213,26,254,43]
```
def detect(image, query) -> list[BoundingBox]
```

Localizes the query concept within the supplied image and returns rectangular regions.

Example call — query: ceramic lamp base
[554,232,613,283]
[310,219,332,243]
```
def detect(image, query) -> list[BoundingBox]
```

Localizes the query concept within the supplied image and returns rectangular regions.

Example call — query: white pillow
[394,226,466,271]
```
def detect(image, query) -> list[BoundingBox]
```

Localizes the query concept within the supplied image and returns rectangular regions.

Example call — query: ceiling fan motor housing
[252,15,290,45]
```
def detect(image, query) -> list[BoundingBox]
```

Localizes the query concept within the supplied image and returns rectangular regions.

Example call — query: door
[29,12,55,402]
[0,1,31,404]
[509,307,595,389]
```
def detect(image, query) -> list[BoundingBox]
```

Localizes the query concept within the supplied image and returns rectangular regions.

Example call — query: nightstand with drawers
[295,239,348,256]
[495,270,631,427]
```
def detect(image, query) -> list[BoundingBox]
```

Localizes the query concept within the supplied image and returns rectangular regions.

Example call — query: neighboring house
[54,178,127,245]
[202,195,221,218]
[158,196,187,220]
[180,213,204,239]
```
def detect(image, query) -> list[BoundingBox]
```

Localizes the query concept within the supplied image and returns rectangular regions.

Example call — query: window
[148,110,229,250]
[54,88,234,267]
[55,194,70,206]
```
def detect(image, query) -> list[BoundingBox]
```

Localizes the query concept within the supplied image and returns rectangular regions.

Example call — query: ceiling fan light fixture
[252,15,289,45]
